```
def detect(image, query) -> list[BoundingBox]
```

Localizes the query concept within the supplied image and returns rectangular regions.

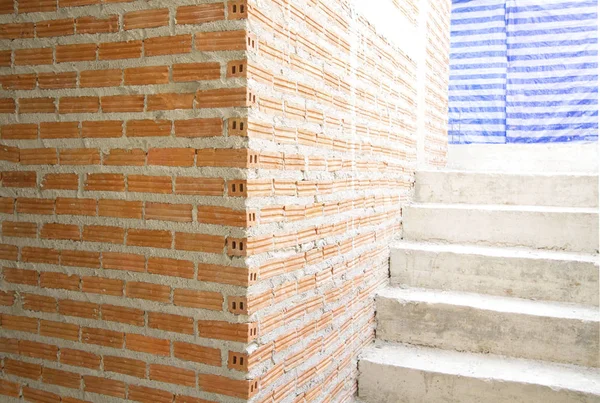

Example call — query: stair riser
[376,297,599,367]
[390,248,599,306]
[403,207,599,253]
[358,361,600,403]
[415,172,599,207]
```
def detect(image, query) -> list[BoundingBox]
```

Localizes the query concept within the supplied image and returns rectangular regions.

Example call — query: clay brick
[82,120,122,138]
[126,281,170,302]
[14,48,53,65]
[100,304,143,327]
[195,30,248,51]
[198,374,259,399]
[172,62,221,82]
[2,221,37,238]
[59,0,99,6]
[3,267,38,285]
[22,387,61,403]
[102,251,145,272]
[149,364,196,387]
[40,271,80,290]
[126,119,171,137]
[82,224,124,244]
[5,359,41,379]
[19,97,55,113]
[0,145,18,163]
[0,23,34,39]
[0,50,9,66]
[38,72,78,89]
[148,148,195,167]
[176,3,224,24]
[21,246,59,263]
[198,321,257,342]
[98,199,142,218]
[1,124,37,139]
[196,87,251,108]
[147,257,194,278]
[83,375,126,398]
[39,320,79,341]
[197,205,253,227]
[126,333,170,356]
[101,94,144,112]
[59,148,100,165]
[0,290,15,306]
[124,8,169,30]
[0,244,18,261]
[60,348,100,369]
[0,379,20,398]
[2,315,38,333]
[173,341,221,366]
[36,18,74,37]
[80,69,122,88]
[174,118,222,138]
[127,228,172,248]
[128,385,174,403]
[16,197,55,215]
[103,355,146,378]
[148,312,194,334]
[2,171,37,188]
[145,34,192,56]
[0,98,16,113]
[81,275,123,295]
[145,202,193,222]
[42,367,81,389]
[147,93,195,111]
[59,299,99,319]
[98,40,142,60]
[1,73,36,89]
[124,65,169,85]
[59,96,100,113]
[40,121,79,139]
[174,232,225,254]
[103,148,146,166]
[0,196,14,213]
[173,289,223,311]
[61,250,100,268]
[19,340,58,361]
[17,0,56,12]
[56,197,96,216]
[228,0,248,19]
[56,43,96,62]
[175,176,224,195]
[0,337,19,354]
[128,174,172,193]
[76,15,119,34]
[81,327,124,348]
[42,173,78,190]
[85,173,125,191]
[227,59,247,77]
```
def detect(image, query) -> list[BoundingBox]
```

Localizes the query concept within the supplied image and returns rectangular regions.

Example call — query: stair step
[403,204,599,253]
[376,287,600,367]
[390,241,599,306]
[415,171,599,207]
[358,342,600,403]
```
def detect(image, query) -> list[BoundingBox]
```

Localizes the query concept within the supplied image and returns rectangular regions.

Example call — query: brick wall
[0,0,449,402]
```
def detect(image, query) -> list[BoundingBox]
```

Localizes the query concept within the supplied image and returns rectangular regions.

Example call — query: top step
[415,171,599,208]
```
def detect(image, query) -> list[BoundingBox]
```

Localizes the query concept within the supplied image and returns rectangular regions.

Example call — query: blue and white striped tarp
[448,0,598,144]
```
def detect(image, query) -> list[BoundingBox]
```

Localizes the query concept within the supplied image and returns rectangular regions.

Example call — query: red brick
[128,385,174,403]
[174,232,225,254]
[80,68,122,88]
[82,120,122,138]
[102,252,145,272]
[0,244,18,261]
[196,30,248,51]
[0,98,16,113]
[98,40,142,60]
[198,374,258,399]
[176,3,224,24]
[19,97,55,113]
[41,173,78,190]
[101,304,145,326]
[147,93,195,111]
[0,379,20,398]
[174,118,223,137]
[61,250,100,268]
[40,121,79,139]
[60,348,101,369]
[103,355,146,378]
[83,375,126,398]
[42,367,81,389]
[59,299,100,319]
[128,174,172,193]
[126,333,170,356]
[40,223,80,240]
[80,274,122,296]
[38,72,77,89]
[1,123,37,139]
[21,246,59,263]
[81,224,124,243]
[19,339,58,360]
[22,387,61,403]
[126,281,171,302]
[175,176,224,196]
[148,312,194,334]
[3,267,38,285]
[22,293,56,312]
[0,290,15,306]
[126,119,171,137]
[59,96,99,113]
[18,0,57,13]
[98,199,142,218]
[56,197,96,216]
[14,48,53,65]
[76,15,119,34]
[172,62,221,82]
[124,65,169,85]
[5,359,41,379]
[101,94,144,112]
[149,364,196,387]
[36,18,74,37]
[40,271,80,290]
[1,73,36,89]
[39,320,79,341]
[196,87,250,108]
[2,171,37,188]
[124,8,169,30]
[81,327,124,348]
[85,173,125,191]
[173,289,223,311]
[147,148,195,167]
[16,197,55,215]
[173,341,221,366]
[147,257,194,278]
[2,220,37,238]
[2,314,38,333]
[103,148,146,165]
[145,202,193,222]
[56,43,96,63]
[145,34,192,56]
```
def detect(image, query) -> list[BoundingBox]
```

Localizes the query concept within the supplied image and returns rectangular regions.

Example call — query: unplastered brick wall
[0,0,449,402]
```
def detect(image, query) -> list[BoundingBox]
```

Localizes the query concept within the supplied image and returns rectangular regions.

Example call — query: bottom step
[358,343,600,403]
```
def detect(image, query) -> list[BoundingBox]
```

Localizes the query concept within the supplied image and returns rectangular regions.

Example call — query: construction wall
[0,0,450,402]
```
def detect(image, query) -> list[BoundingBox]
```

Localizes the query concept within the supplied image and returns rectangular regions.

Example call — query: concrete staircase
[358,171,600,402]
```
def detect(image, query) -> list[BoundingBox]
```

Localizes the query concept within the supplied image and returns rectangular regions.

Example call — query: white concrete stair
[390,241,599,306]
[415,171,599,207]
[375,287,600,367]
[403,204,599,253]
[359,342,600,403]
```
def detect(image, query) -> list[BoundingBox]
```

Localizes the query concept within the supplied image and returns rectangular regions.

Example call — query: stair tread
[378,287,600,321]
[390,240,599,263]
[361,342,600,394]
[408,203,598,213]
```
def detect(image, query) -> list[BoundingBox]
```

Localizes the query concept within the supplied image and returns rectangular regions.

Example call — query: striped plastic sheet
[448,0,598,144]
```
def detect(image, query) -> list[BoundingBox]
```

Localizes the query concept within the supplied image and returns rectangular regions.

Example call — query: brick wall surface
[0,0,450,402]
